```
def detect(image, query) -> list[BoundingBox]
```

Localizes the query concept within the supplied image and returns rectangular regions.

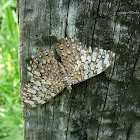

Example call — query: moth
[22,37,115,108]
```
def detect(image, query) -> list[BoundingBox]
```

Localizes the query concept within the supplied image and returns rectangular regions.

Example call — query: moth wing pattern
[22,48,65,108]
[22,37,115,108]
[55,37,115,85]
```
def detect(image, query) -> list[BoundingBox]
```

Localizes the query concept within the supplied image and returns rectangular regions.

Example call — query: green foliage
[0,0,23,139]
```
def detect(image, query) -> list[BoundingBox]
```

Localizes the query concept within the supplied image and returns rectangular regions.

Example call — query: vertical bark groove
[65,0,71,37]
[65,94,73,140]
[91,0,101,43]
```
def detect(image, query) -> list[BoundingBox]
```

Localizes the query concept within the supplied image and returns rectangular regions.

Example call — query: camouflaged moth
[22,37,115,108]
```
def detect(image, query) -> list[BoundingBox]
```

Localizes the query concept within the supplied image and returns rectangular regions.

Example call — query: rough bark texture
[18,0,140,140]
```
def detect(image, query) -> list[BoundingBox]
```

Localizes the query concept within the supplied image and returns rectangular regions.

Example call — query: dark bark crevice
[65,0,71,37]
[126,123,133,140]
[65,93,73,140]
[95,73,114,139]
[96,54,116,139]
[127,46,140,86]
[91,0,101,45]
[51,99,55,138]
[49,0,52,48]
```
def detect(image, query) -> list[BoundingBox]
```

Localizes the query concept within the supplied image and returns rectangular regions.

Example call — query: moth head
[38,47,44,58]
[38,47,52,58]
[55,43,64,56]
[55,37,77,56]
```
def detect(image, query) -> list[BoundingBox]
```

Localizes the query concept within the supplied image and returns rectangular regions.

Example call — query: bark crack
[83,81,88,140]
[65,91,73,140]
[65,0,71,37]
[96,60,116,140]
[49,0,52,49]
[95,84,110,140]
[51,99,55,138]
[126,124,133,140]
[91,0,101,44]
[126,45,140,87]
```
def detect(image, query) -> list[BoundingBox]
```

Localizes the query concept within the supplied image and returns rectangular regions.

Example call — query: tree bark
[18,0,140,140]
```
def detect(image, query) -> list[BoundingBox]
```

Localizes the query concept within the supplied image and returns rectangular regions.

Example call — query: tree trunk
[18,0,140,140]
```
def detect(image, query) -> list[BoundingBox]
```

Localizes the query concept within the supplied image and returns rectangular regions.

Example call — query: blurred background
[0,0,23,139]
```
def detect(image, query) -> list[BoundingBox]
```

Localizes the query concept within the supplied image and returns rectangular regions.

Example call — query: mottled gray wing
[55,37,115,85]
[22,48,65,108]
